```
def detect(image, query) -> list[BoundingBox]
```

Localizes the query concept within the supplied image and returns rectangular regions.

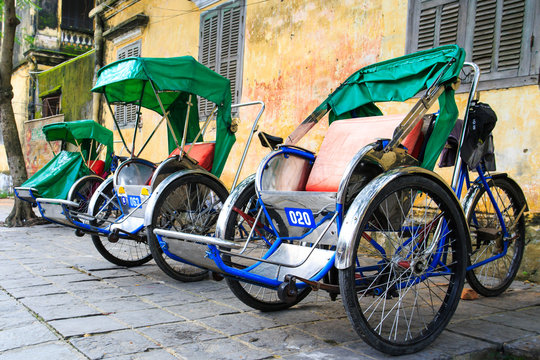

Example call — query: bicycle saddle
[258,131,283,150]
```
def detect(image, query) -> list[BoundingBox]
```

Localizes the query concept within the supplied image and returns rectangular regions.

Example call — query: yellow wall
[0,64,30,173]
[98,0,539,212]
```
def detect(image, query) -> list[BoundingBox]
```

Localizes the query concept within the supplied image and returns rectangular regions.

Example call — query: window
[198,0,245,119]
[115,41,141,129]
[406,0,539,89]
[61,0,93,32]
[42,95,61,118]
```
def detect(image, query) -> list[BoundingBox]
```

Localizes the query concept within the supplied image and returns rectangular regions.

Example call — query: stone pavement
[0,198,539,360]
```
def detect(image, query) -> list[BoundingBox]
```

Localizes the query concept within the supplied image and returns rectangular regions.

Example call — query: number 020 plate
[284,207,316,228]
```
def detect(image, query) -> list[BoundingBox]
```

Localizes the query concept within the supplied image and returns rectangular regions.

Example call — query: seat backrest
[88,160,106,178]
[305,115,405,192]
[169,142,215,172]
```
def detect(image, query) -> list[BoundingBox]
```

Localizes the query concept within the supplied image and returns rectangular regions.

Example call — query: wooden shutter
[199,1,245,120]
[473,0,497,72]
[115,41,141,128]
[498,0,525,71]
[417,0,460,51]
[199,11,219,118]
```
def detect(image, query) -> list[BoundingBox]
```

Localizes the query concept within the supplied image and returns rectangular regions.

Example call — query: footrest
[154,229,243,249]
[248,244,334,281]
[36,198,79,207]
[14,187,39,204]
[35,198,78,227]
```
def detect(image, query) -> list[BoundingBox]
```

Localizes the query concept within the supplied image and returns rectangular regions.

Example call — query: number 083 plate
[284,207,316,228]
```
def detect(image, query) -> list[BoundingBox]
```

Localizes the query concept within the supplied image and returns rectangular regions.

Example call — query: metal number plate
[127,195,141,208]
[284,207,316,228]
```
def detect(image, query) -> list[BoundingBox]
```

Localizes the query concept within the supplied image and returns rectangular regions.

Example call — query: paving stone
[138,321,225,347]
[448,318,532,344]
[112,308,183,328]
[0,308,38,331]
[168,300,239,320]
[70,329,159,360]
[504,334,540,360]
[237,325,330,356]
[199,313,280,336]
[20,293,80,308]
[252,306,325,326]
[476,290,540,310]
[8,284,66,299]
[88,269,140,279]
[34,303,103,321]
[0,322,57,352]
[451,300,504,323]
[44,272,97,284]
[0,277,52,290]
[294,318,359,344]
[138,292,205,307]
[103,348,178,360]
[283,345,370,359]
[49,315,128,337]
[32,266,83,277]
[172,337,271,360]
[0,341,86,360]
[118,283,167,297]
[482,310,540,333]
[92,296,157,313]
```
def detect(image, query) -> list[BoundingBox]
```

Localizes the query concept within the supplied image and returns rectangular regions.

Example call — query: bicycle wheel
[339,175,467,355]
[90,181,152,267]
[224,182,312,311]
[147,174,228,282]
[68,175,104,217]
[466,176,525,297]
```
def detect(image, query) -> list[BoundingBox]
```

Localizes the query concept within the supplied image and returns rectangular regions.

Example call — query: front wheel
[465,176,526,297]
[223,181,312,311]
[90,180,152,267]
[339,175,467,355]
[147,174,229,282]
[68,175,104,217]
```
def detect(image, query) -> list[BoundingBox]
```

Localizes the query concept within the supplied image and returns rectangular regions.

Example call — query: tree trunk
[0,0,37,226]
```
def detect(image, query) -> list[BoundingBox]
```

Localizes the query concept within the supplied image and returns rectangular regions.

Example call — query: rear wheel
[147,174,228,282]
[466,177,525,297]
[68,175,104,217]
[90,181,152,267]
[339,175,467,355]
[224,182,312,311]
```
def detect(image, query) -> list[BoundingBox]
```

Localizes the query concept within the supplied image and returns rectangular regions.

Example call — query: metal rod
[180,94,193,155]
[130,82,146,157]
[185,105,217,158]
[451,62,481,190]
[47,141,57,156]
[136,111,170,158]
[231,101,265,189]
[148,80,181,150]
[106,101,131,155]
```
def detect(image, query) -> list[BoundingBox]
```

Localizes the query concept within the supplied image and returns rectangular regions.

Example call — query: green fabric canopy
[43,119,114,171]
[91,56,234,176]
[315,45,465,170]
[21,151,91,199]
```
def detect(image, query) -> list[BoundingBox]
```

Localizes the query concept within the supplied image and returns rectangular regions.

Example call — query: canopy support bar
[107,101,131,155]
[185,105,217,159]
[131,82,147,157]
[148,80,181,151]
[136,111,170,158]
[180,94,193,155]
[231,101,265,189]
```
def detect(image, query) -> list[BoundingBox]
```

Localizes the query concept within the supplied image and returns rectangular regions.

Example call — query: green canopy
[43,119,114,171]
[91,56,234,176]
[315,45,466,170]
[21,151,91,199]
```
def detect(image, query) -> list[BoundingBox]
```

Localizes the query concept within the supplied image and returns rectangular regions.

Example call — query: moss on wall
[37,50,96,121]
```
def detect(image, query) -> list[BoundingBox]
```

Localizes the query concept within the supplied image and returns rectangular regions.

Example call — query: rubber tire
[147,174,229,282]
[90,181,152,267]
[339,175,467,355]
[224,182,312,312]
[466,177,526,297]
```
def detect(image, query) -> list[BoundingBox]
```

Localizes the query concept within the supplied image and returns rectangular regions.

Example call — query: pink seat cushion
[305,115,405,192]
[169,142,215,172]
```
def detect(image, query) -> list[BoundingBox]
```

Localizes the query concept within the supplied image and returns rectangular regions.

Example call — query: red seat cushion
[88,160,106,178]
[401,119,424,159]
[169,142,215,172]
[305,115,404,192]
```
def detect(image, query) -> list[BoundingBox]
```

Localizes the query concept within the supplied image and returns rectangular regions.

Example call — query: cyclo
[150,45,482,355]
[36,56,264,275]
[15,119,113,215]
